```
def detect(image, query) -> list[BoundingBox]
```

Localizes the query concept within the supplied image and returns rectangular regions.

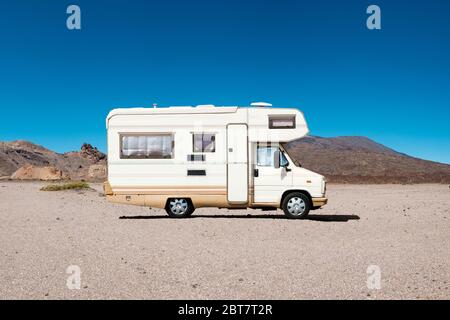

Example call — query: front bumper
[312,197,328,207]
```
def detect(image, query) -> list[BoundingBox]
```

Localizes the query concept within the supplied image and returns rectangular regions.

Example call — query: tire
[165,198,195,218]
[281,192,310,219]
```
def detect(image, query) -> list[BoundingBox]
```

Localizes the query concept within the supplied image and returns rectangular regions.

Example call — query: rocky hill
[284,136,450,183]
[0,141,106,181]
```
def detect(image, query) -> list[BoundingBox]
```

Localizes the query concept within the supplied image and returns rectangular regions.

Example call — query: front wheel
[165,198,195,218]
[281,192,310,219]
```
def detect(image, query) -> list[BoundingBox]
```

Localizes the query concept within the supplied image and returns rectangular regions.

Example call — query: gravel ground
[0,182,449,299]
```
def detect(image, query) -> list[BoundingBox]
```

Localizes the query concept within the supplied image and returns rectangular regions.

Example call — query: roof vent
[250,102,272,107]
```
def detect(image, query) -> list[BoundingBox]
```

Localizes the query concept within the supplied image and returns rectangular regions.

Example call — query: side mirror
[273,150,280,169]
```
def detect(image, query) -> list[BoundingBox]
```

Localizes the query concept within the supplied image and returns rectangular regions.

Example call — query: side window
[257,146,278,166]
[193,133,215,152]
[257,145,289,167]
[120,134,174,159]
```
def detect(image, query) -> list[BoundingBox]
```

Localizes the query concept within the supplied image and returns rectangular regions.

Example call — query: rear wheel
[165,198,195,218]
[281,192,310,219]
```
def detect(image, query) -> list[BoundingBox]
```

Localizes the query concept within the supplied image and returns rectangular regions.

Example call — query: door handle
[254,169,259,177]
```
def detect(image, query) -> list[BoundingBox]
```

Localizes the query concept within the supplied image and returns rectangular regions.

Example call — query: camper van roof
[107,106,239,119]
[106,106,239,127]
[106,105,303,127]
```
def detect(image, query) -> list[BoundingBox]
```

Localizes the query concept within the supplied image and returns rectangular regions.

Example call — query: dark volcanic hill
[0,141,106,181]
[284,136,450,183]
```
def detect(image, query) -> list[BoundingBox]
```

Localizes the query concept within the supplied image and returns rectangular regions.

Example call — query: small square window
[193,133,215,152]
[269,115,296,129]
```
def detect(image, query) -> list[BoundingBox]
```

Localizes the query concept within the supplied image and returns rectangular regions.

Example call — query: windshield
[280,143,301,167]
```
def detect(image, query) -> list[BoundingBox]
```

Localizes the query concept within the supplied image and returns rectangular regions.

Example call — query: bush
[40,181,90,191]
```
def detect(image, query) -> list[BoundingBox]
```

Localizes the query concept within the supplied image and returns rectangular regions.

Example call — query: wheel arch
[280,189,313,208]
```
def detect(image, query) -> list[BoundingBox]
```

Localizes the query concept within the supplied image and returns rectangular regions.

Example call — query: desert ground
[0,182,449,299]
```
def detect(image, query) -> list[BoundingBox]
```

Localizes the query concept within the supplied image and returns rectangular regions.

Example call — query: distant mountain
[0,141,106,181]
[1,137,449,183]
[284,136,450,183]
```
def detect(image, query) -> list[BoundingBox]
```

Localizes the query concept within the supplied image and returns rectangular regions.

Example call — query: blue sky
[0,0,449,164]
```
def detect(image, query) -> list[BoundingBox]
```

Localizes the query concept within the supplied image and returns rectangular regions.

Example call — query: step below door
[227,124,248,204]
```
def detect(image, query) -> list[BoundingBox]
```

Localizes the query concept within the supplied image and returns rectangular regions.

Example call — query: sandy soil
[0,182,449,299]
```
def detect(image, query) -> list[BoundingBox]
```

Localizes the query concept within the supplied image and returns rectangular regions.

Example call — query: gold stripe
[251,202,279,206]
[111,184,227,195]
[114,189,227,195]
[113,185,225,190]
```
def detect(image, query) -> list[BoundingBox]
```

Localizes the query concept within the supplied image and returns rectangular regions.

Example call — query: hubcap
[169,199,188,215]
[287,197,306,215]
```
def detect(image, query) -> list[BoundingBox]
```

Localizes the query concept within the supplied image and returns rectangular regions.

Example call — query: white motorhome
[104,103,327,218]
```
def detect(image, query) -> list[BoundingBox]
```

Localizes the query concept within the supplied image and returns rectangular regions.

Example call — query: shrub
[40,181,90,191]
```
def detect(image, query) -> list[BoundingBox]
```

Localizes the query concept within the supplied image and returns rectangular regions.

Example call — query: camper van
[104,103,327,219]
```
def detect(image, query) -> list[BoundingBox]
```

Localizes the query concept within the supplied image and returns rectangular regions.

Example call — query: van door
[226,124,248,204]
[253,143,293,204]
